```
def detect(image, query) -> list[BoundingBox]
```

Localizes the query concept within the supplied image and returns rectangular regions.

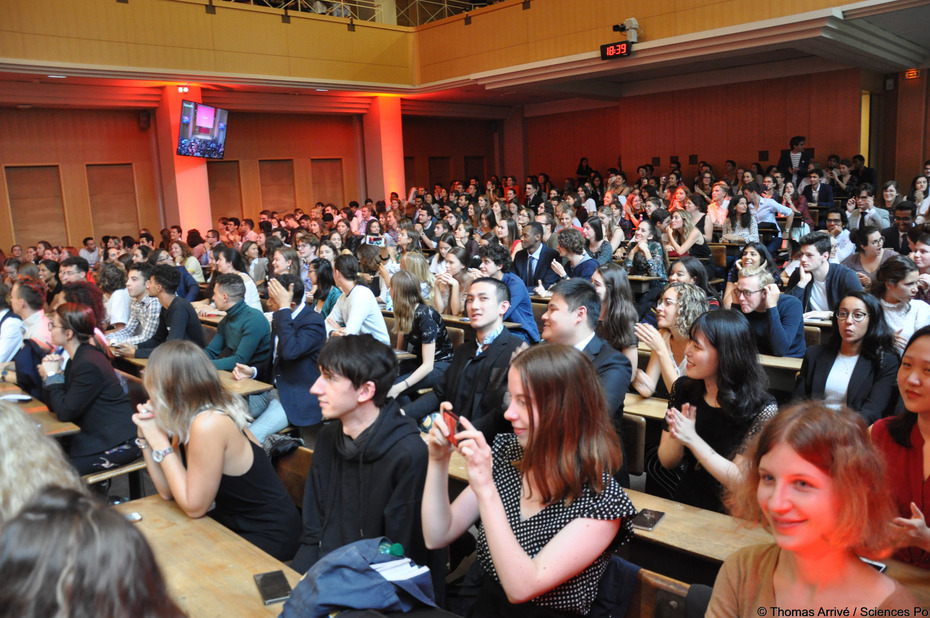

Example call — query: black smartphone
[442,409,464,447]
[631,509,665,531]
[254,570,292,605]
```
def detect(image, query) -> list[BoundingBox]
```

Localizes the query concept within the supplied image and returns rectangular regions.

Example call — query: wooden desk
[623,393,668,421]
[627,275,660,295]
[199,312,223,327]
[395,349,416,362]
[381,310,520,332]
[113,496,302,616]
[127,358,274,397]
[0,384,79,437]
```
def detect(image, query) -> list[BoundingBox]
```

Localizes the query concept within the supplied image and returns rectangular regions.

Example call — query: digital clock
[600,41,632,60]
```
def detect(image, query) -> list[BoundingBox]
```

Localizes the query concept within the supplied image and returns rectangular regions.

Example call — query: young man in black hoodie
[291,334,439,591]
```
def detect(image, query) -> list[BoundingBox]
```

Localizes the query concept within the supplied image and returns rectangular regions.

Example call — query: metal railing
[218,0,481,25]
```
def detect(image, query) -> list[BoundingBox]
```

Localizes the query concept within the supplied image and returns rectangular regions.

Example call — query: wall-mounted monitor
[176,100,228,159]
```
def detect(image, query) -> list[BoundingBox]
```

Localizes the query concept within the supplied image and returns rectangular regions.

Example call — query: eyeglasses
[836,310,868,323]
[48,322,65,331]
[735,288,763,298]
[894,216,913,222]
[826,218,843,225]
[657,298,678,308]
[868,237,885,247]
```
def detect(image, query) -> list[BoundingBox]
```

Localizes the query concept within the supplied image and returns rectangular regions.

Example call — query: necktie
[527,255,535,286]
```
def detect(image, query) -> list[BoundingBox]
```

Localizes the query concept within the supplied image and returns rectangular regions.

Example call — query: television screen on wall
[176,100,228,159]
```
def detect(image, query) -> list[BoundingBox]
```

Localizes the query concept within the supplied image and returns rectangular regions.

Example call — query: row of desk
[0,380,79,438]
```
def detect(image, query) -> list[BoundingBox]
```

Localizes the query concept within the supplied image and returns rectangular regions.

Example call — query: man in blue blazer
[235,273,326,445]
[513,222,561,293]
[801,168,834,208]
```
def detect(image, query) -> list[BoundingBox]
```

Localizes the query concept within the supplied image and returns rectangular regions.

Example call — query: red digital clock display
[600,41,632,60]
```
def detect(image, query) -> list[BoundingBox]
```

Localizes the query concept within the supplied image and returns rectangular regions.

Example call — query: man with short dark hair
[801,168,834,208]
[114,264,205,359]
[847,183,890,231]
[513,222,560,293]
[79,237,100,267]
[786,232,863,319]
[326,255,389,345]
[169,225,182,243]
[204,273,271,374]
[478,243,539,344]
[234,273,326,444]
[59,257,89,284]
[883,200,917,254]
[524,181,542,210]
[291,335,439,594]
[401,278,521,442]
[777,135,810,185]
[535,212,559,252]
[541,278,631,440]
[240,218,258,245]
[824,208,855,262]
[107,262,162,346]
[10,277,50,346]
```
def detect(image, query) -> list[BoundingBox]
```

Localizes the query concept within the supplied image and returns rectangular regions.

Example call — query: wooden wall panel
[206,160,243,220]
[222,113,357,214]
[259,160,296,213]
[525,69,863,187]
[5,166,67,246]
[403,117,496,188]
[311,159,345,207]
[86,163,140,240]
[0,108,161,249]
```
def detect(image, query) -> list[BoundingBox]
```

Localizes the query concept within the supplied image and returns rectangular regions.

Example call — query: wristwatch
[151,446,175,463]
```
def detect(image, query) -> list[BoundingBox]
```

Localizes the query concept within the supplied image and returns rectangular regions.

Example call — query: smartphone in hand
[442,410,464,447]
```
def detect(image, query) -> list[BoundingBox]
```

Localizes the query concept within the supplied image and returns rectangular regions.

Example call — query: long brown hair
[390,270,423,335]
[512,344,622,504]
[143,340,250,441]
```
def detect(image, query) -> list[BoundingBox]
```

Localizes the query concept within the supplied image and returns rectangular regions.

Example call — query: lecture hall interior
[0,0,928,249]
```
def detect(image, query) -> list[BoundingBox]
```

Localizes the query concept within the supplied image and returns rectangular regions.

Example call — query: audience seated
[113,264,205,359]
[422,343,636,616]
[735,266,805,358]
[847,183,891,231]
[654,310,777,511]
[477,243,540,344]
[204,273,271,375]
[795,291,899,422]
[843,225,898,292]
[786,232,863,319]
[883,200,917,254]
[592,262,639,371]
[291,335,441,592]
[875,255,930,353]
[513,221,559,293]
[106,262,162,346]
[135,340,301,561]
[41,303,139,474]
[325,254,390,344]
[708,402,915,614]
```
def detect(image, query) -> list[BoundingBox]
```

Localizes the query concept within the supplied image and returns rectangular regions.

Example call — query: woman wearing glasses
[794,291,899,422]
[842,225,898,291]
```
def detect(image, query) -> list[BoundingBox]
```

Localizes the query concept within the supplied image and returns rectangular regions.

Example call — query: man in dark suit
[777,135,811,185]
[540,278,632,484]
[233,274,326,445]
[400,277,523,442]
[513,222,560,293]
[882,200,917,254]
[801,168,834,208]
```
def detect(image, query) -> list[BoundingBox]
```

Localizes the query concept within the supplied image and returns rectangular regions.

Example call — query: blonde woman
[401,251,435,303]
[387,271,454,403]
[132,340,301,560]
[666,209,712,264]
[0,402,85,523]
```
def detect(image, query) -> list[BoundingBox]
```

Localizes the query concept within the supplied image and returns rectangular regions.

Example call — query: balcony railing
[218,0,483,25]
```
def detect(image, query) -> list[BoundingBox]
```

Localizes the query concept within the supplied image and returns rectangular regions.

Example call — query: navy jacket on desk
[786,263,863,312]
[403,328,521,443]
[44,344,136,457]
[513,244,561,292]
[794,344,900,423]
[271,305,325,427]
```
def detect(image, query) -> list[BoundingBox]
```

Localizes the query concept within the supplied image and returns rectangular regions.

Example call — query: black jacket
[44,344,136,456]
[403,328,521,442]
[794,344,899,423]
[513,244,561,292]
[584,336,632,431]
[292,401,436,581]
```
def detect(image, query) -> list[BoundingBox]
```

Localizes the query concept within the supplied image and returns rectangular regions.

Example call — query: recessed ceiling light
[316,88,328,92]
[46,75,67,79]
[16,104,33,109]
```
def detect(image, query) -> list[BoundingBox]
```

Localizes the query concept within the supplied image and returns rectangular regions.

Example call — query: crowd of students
[1,147,930,616]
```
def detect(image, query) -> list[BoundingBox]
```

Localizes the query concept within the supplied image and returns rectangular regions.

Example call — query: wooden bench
[275,446,313,509]
[83,458,147,499]
[626,568,690,618]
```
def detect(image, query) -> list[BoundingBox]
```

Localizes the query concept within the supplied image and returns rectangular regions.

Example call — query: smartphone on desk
[254,570,291,605]
[631,509,665,531]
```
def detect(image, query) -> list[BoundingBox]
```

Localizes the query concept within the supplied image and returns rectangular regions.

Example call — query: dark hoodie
[291,400,433,577]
